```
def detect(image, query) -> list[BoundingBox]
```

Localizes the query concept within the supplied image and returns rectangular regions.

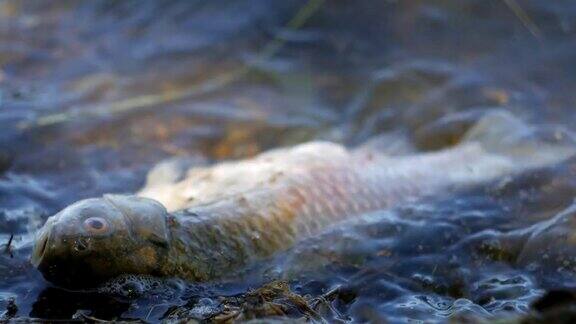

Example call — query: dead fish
[30,112,575,288]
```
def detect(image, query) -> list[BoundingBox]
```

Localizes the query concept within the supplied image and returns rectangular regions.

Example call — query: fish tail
[460,110,576,168]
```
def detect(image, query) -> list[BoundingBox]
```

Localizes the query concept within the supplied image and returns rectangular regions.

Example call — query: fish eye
[83,217,110,234]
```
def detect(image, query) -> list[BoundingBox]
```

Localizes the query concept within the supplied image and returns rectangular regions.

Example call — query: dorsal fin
[354,131,416,157]
[414,109,501,150]
[144,156,206,188]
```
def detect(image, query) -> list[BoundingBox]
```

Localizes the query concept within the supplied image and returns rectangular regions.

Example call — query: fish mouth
[31,228,51,267]
[31,228,104,289]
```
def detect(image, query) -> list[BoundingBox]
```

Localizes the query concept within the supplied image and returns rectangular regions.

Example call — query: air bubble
[97,274,185,299]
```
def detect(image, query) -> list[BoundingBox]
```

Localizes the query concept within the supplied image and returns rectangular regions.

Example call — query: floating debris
[2,234,14,258]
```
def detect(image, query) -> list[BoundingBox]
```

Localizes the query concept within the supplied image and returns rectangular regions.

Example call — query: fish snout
[31,229,103,288]
[31,227,52,267]
[31,217,97,288]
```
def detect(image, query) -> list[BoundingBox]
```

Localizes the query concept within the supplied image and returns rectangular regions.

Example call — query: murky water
[2,0,576,322]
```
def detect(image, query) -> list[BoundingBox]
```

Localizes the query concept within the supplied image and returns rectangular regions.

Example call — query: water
[1,0,576,322]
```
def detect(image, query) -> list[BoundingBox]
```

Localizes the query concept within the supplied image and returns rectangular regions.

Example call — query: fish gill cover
[1,0,576,323]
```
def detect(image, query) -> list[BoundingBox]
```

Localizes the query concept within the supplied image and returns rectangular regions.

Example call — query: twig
[2,234,14,258]
[144,303,172,321]
[502,0,543,41]
[75,312,147,323]
[21,0,326,129]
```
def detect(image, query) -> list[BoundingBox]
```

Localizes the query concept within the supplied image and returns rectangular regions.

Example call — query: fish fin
[461,110,576,168]
[414,108,501,150]
[143,156,206,188]
[354,131,416,157]
[104,194,170,247]
[138,156,207,211]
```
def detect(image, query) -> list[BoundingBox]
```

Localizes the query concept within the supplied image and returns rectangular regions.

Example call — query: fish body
[157,142,515,280]
[31,112,576,288]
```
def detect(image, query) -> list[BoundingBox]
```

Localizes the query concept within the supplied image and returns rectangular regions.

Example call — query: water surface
[2,0,576,322]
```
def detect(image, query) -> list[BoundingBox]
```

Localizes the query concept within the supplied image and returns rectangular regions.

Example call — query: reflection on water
[1,0,576,322]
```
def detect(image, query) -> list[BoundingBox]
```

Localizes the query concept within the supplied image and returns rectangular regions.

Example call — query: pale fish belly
[140,141,513,212]
[154,142,523,280]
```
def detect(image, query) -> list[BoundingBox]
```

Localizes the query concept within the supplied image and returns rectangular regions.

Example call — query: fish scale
[155,142,520,281]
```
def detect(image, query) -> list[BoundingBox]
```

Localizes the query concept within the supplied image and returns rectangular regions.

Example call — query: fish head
[31,194,171,288]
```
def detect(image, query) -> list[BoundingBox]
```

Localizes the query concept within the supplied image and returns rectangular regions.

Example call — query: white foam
[97,274,185,298]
